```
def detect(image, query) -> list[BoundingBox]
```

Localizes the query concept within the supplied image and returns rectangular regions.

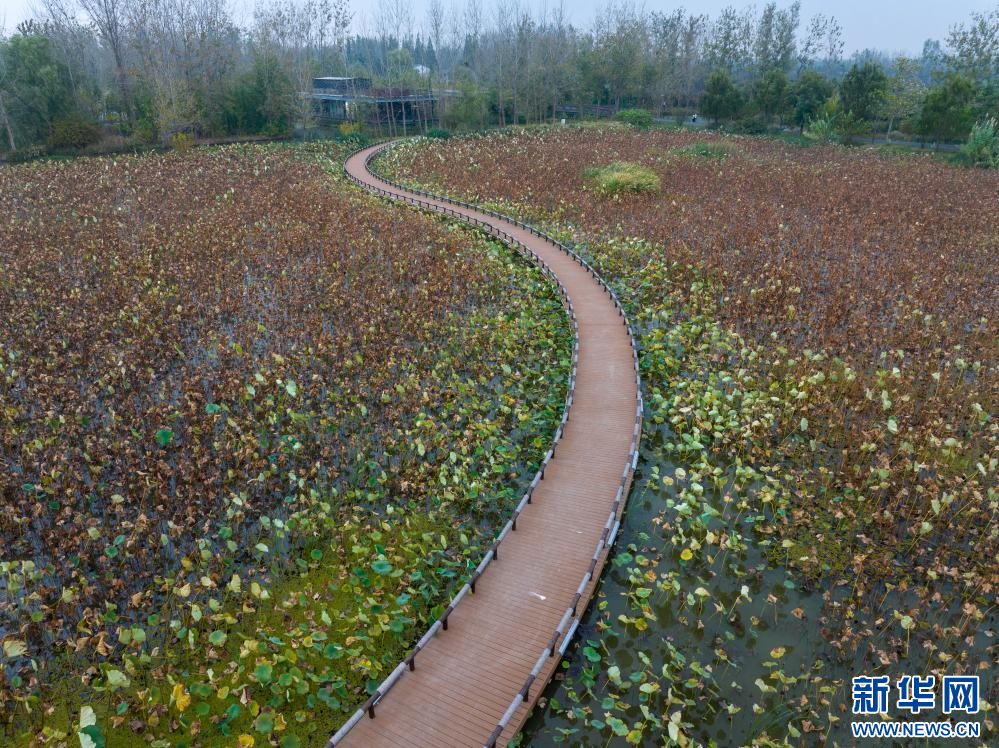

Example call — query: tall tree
[78,0,135,125]
[0,32,75,146]
[706,5,753,75]
[752,66,789,123]
[796,13,842,72]
[881,56,925,141]
[839,61,888,121]
[700,67,743,123]
[790,69,832,132]
[753,1,798,74]
[917,73,976,143]
[945,9,999,84]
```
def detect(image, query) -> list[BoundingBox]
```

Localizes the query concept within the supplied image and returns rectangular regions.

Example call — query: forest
[1,2,998,161]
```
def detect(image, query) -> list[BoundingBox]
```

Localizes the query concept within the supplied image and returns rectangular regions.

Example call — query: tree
[592,3,648,111]
[917,73,976,143]
[0,32,75,148]
[881,57,925,141]
[796,13,843,72]
[705,5,753,74]
[791,69,833,131]
[78,0,135,126]
[945,9,999,84]
[700,67,743,124]
[753,1,799,74]
[839,61,888,121]
[649,9,707,114]
[974,80,998,121]
[751,67,789,124]
[225,52,294,135]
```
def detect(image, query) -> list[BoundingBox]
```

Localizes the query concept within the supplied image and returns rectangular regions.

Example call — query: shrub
[133,118,158,145]
[583,161,660,195]
[426,127,451,139]
[5,143,48,162]
[804,114,839,143]
[728,117,769,135]
[80,134,132,156]
[833,111,868,145]
[675,141,733,159]
[46,116,101,151]
[957,117,998,168]
[615,108,654,129]
[170,132,195,151]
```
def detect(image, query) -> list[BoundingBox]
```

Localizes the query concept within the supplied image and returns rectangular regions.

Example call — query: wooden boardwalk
[334,143,641,747]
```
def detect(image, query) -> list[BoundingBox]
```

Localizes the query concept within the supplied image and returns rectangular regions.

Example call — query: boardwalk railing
[332,142,644,747]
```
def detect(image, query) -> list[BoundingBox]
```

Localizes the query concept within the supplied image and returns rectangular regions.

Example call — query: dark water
[520,422,993,746]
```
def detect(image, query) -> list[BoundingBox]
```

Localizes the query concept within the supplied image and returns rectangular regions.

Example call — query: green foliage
[582,161,661,195]
[803,113,838,143]
[46,115,101,151]
[839,61,888,121]
[791,71,835,131]
[975,81,999,121]
[917,73,976,142]
[615,108,654,129]
[223,53,293,136]
[440,68,489,131]
[833,110,867,145]
[132,117,158,145]
[803,109,865,146]
[751,68,790,124]
[0,32,76,150]
[700,69,744,124]
[426,127,450,139]
[946,8,999,84]
[957,116,999,167]
[169,132,194,151]
[674,141,733,159]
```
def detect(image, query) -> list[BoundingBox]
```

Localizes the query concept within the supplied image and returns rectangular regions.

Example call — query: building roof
[307,91,437,104]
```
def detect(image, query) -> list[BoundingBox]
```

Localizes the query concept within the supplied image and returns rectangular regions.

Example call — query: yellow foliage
[170,683,190,712]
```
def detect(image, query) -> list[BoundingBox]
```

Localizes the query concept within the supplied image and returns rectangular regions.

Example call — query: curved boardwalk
[336,143,640,747]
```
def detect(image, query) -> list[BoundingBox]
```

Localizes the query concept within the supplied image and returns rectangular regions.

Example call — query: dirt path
[332,142,642,747]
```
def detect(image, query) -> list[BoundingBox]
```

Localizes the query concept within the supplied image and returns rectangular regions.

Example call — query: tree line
[0,1,996,158]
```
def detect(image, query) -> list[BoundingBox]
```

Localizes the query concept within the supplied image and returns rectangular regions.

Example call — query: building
[307,76,438,130]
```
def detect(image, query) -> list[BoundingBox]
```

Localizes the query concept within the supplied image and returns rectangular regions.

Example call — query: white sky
[1,0,996,56]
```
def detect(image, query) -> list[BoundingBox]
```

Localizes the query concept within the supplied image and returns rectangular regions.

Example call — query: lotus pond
[376,128,998,746]
[0,140,571,746]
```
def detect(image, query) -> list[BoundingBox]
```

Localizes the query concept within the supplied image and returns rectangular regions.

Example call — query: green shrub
[833,111,868,145]
[170,132,194,151]
[46,116,102,151]
[728,117,768,135]
[133,118,158,145]
[426,127,451,139]
[615,108,654,129]
[804,114,839,143]
[583,161,661,195]
[675,141,733,159]
[957,117,998,168]
[5,143,48,162]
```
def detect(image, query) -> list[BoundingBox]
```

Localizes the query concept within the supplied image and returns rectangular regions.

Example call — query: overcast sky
[1,0,996,56]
